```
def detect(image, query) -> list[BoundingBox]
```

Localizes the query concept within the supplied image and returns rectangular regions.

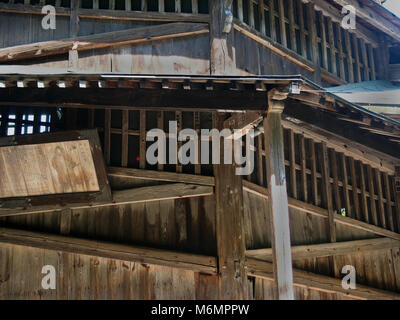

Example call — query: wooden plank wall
[0,242,218,299]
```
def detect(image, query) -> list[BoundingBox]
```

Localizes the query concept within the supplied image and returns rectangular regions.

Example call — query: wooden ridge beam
[0,183,214,218]
[247,258,400,300]
[246,237,400,261]
[0,22,209,63]
[0,227,217,274]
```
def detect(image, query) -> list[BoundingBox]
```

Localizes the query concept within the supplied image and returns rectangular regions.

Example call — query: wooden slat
[268,0,276,41]
[367,165,378,226]
[330,149,341,213]
[344,30,354,83]
[394,168,400,232]
[352,34,362,82]
[288,0,297,52]
[349,157,361,220]
[104,109,111,165]
[289,129,297,199]
[176,111,182,173]
[368,44,376,80]
[193,111,201,174]
[259,0,266,35]
[318,11,328,70]
[359,162,369,223]
[278,0,287,47]
[121,110,129,167]
[139,110,146,169]
[384,172,395,231]
[375,169,387,229]
[335,22,345,80]
[0,228,217,274]
[326,16,337,74]
[297,0,306,57]
[360,38,369,80]
[340,153,351,218]
[157,111,164,171]
[309,139,318,206]
[238,0,244,21]
[319,142,336,242]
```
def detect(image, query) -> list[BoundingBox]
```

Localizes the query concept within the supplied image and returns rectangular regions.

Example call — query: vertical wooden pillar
[210,0,236,75]
[213,113,248,300]
[264,90,294,300]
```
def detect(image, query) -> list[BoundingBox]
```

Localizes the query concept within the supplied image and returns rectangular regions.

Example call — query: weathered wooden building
[0,0,400,300]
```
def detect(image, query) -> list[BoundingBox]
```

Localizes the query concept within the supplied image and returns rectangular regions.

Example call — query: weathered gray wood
[263,90,294,300]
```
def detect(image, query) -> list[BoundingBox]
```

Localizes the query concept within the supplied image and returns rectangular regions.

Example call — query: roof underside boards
[0,70,399,156]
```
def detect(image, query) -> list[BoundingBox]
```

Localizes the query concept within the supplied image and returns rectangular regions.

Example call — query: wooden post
[264,90,294,300]
[213,113,248,300]
[210,0,236,75]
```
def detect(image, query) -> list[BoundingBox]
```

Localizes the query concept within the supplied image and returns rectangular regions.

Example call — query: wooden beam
[247,258,400,300]
[0,228,217,274]
[107,166,215,186]
[213,112,248,299]
[0,22,209,63]
[0,3,210,23]
[0,183,214,218]
[246,238,400,261]
[0,87,267,111]
[263,90,294,300]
